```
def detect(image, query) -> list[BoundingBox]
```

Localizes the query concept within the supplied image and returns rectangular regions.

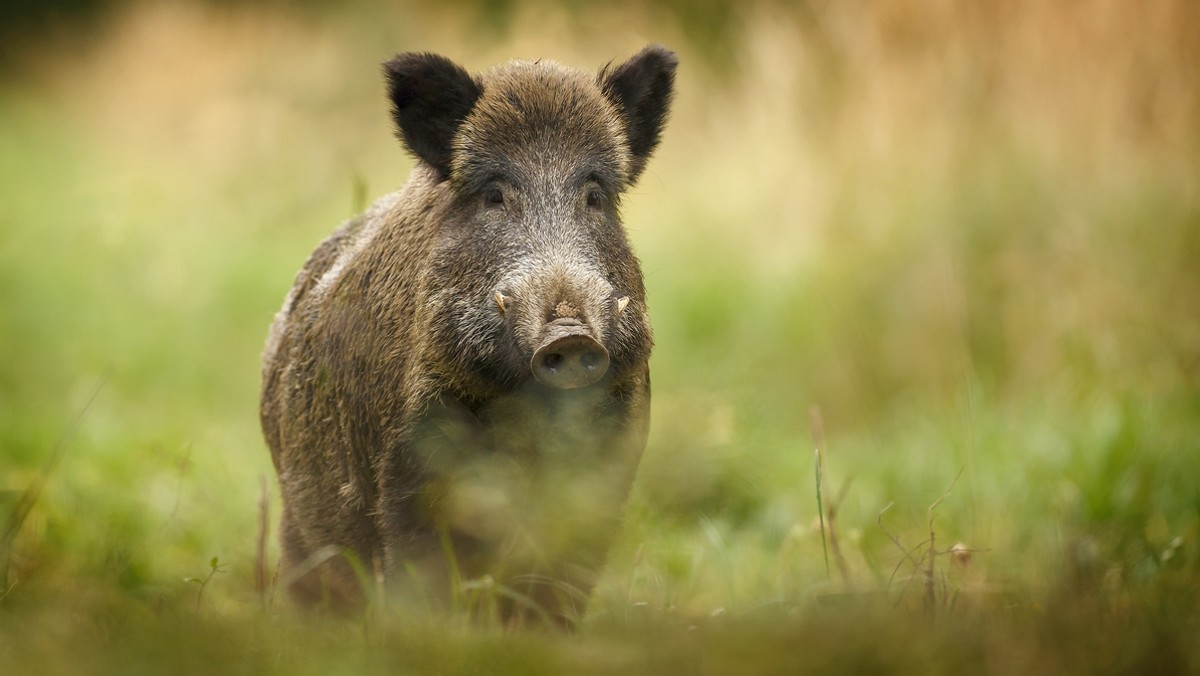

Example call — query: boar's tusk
[616,296,630,314]
[494,291,508,315]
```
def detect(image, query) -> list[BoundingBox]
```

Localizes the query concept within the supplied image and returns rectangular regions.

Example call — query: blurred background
[1,0,1197,668]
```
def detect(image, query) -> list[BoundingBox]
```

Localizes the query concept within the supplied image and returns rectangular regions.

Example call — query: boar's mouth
[531,320,609,389]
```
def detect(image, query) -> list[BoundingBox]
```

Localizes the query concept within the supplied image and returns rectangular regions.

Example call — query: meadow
[1,1,1197,673]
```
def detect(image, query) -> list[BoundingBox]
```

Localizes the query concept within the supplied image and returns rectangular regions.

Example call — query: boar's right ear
[383,53,481,179]
[599,45,678,184]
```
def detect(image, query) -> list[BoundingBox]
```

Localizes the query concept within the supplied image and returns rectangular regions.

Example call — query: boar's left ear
[599,45,678,183]
[383,53,482,179]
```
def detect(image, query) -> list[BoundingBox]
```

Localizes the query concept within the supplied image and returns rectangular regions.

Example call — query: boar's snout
[532,320,610,389]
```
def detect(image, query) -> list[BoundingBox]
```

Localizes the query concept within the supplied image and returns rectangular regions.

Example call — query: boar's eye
[482,186,505,208]
[585,187,604,210]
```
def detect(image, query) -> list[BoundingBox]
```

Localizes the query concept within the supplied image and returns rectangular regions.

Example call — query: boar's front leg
[375,396,496,609]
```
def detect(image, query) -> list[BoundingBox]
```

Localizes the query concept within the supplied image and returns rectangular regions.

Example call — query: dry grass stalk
[809,405,852,586]
[256,475,270,606]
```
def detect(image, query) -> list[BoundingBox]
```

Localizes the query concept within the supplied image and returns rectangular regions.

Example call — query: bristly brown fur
[261,46,676,625]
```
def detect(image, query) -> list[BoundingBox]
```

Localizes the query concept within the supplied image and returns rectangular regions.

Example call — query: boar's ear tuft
[383,53,481,179]
[599,45,678,184]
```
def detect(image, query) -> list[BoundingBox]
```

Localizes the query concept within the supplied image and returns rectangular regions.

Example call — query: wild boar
[260,45,676,625]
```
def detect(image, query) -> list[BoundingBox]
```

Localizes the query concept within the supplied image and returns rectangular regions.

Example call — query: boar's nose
[532,326,610,390]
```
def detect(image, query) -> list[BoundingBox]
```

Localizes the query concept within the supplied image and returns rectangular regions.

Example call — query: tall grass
[1,0,1197,672]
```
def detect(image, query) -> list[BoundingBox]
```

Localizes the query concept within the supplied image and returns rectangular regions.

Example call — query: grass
[1,0,1198,673]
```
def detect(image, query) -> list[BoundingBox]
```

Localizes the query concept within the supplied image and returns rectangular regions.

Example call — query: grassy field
[2,1,1198,673]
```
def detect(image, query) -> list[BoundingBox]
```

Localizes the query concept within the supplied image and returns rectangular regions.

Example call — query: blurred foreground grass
[1,1,1197,673]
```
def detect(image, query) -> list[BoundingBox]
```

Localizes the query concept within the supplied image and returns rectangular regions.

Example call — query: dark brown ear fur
[383,53,481,179]
[599,45,678,183]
